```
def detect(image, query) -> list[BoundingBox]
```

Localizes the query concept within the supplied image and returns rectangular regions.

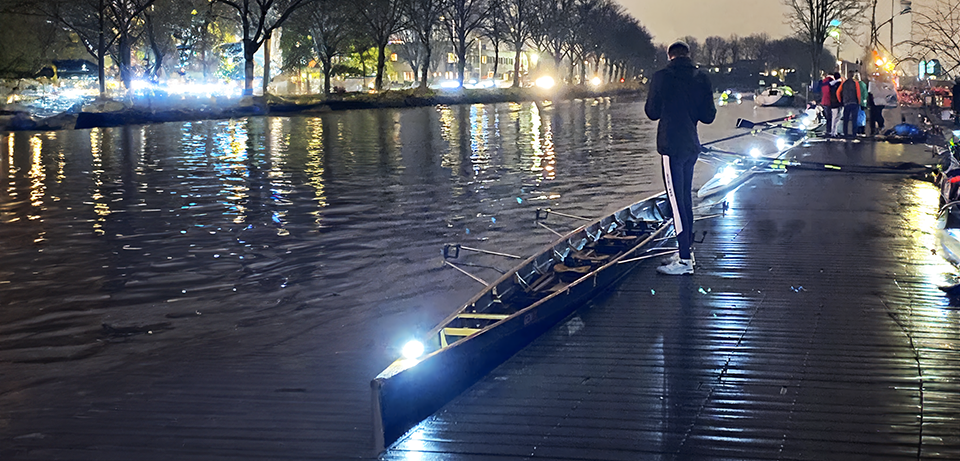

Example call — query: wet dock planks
[384,140,960,460]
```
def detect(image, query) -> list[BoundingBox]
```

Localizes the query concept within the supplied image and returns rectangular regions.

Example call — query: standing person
[644,41,717,275]
[868,92,885,134]
[828,72,843,136]
[820,73,835,136]
[836,70,862,137]
[953,77,960,128]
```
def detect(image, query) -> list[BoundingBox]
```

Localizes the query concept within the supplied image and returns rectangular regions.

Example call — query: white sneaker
[657,259,694,275]
[661,251,694,266]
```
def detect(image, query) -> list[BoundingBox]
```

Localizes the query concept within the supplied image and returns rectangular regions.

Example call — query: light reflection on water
[0,98,776,457]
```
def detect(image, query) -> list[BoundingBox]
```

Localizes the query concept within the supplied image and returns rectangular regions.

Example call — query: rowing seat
[440,327,481,347]
[553,263,591,282]
[457,313,510,320]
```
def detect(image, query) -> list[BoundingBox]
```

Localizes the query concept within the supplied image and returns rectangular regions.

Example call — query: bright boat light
[590,76,602,86]
[439,80,461,89]
[749,148,763,158]
[776,138,789,151]
[402,340,424,359]
[535,76,556,89]
[718,165,739,186]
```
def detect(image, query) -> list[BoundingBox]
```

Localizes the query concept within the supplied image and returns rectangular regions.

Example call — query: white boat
[755,86,795,107]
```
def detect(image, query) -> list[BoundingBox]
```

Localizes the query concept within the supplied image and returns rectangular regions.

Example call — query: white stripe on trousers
[661,155,683,235]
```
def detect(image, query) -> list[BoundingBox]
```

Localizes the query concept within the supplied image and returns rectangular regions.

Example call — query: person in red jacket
[820,74,835,136]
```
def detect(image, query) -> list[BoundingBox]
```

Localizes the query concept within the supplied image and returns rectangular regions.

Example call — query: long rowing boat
[371,192,675,451]
[696,113,822,198]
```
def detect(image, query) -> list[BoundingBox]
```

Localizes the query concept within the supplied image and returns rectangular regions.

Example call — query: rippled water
[0,97,791,458]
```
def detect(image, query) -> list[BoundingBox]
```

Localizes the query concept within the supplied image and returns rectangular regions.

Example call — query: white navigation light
[718,166,739,186]
[776,138,789,151]
[535,76,556,89]
[591,76,602,86]
[749,148,762,158]
[402,340,424,359]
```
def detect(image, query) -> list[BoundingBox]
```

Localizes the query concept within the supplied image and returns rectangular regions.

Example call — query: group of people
[818,71,885,137]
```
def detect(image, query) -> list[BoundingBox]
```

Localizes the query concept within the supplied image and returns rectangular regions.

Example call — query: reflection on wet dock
[384,140,960,459]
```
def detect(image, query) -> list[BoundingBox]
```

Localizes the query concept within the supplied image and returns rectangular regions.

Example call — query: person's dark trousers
[842,103,859,136]
[824,106,833,136]
[661,153,697,260]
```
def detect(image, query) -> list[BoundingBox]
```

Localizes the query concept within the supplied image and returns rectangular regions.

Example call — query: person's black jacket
[644,57,716,158]
[953,83,960,111]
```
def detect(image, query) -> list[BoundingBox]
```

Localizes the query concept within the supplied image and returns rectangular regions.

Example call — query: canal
[0,96,791,459]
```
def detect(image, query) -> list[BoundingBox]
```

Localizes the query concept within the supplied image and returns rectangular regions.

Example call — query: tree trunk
[119,35,133,89]
[492,45,499,82]
[322,56,332,94]
[97,0,106,97]
[263,32,271,95]
[376,43,387,92]
[456,42,466,87]
[420,43,432,89]
[513,48,522,87]
[243,39,256,96]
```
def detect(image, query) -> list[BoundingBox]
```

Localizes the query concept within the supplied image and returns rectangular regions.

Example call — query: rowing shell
[697,126,811,198]
[372,192,675,451]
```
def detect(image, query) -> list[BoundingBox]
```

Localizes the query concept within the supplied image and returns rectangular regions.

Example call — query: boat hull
[372,193,672,451]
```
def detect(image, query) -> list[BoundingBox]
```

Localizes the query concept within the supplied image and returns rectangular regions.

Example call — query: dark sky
[616,0,793,43]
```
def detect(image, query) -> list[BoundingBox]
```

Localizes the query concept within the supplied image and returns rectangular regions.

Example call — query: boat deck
[383,139,960,460]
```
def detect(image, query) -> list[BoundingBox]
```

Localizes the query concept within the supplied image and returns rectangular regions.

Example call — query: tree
[33,0,156,94]
[169,0,232,81]
[783,0,866,83]
[404,0,447,89]
[216,0,313,95]
[740,33,770,61]
[501,0,535,87]
[480,1,508,83]
[703,36,728,66]
[0,5,77,78]
[355,0,406,92]
[909,0,960,75]
[299,0,354,94]
[441,0,490,87]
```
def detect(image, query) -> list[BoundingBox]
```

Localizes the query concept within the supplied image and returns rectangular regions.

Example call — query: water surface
[0,97,790,459]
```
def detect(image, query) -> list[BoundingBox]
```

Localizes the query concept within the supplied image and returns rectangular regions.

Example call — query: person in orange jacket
[836,71,862,137]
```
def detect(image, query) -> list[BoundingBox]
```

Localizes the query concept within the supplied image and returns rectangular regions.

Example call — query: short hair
[667,41,690,58]
[847,70,857,78]
[833,72,841,79]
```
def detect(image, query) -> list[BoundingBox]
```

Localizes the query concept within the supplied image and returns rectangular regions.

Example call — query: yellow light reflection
[216,120,249,224]
[438,106,459,173]
[469,105,490,175]
[528,103,556,181]
[89,128,108,235]
[28,134,45,216]
[305,118,328,224]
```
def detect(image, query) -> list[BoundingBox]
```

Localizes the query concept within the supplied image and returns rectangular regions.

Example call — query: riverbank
[1,84,643,132]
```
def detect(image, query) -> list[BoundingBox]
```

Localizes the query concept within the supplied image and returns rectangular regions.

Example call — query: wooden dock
[383,140,960,460]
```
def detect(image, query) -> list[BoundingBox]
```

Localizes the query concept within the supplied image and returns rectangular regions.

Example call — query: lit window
[390,53,398,62]
[448,53,456,63]
[481,56,487,64]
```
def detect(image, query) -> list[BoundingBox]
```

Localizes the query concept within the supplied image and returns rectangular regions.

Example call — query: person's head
[848,70,857,80]
[955,76,960,84]
[667,41,690,60]
[833,72,841,80]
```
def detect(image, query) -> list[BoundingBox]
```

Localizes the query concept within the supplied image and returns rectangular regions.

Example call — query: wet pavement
[383,139,960,460]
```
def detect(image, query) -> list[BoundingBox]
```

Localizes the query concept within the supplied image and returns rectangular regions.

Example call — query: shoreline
[2,85,644,132]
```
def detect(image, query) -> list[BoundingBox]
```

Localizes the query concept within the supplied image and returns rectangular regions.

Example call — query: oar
[700,115,796,150]
[735,114,797,129]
